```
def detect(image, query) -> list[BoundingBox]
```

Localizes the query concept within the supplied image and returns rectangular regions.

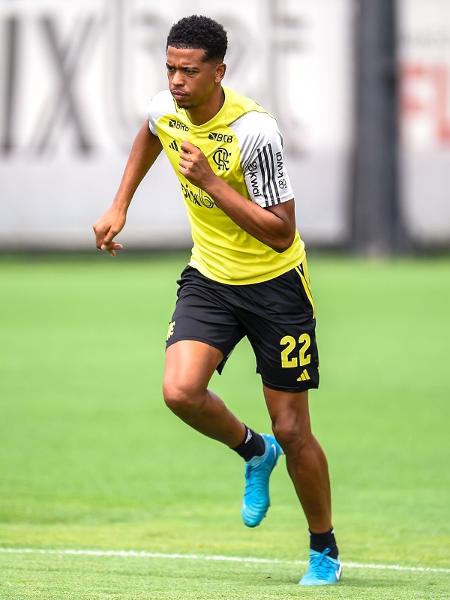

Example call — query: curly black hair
[166,15,228,62]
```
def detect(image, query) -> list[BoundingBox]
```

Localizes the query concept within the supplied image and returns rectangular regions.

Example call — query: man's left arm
[179,141,296,253]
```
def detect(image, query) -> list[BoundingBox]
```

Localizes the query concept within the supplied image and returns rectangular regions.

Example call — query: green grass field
[1,253,449,599]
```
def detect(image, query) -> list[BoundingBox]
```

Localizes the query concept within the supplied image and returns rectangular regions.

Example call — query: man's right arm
[93,120,163,255]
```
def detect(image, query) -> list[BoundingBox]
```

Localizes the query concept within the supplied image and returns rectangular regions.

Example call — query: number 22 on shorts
[280,333,311,368]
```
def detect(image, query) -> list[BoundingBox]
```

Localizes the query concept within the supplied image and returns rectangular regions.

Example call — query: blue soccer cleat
[241,433,283,528]
[299,548,342,586]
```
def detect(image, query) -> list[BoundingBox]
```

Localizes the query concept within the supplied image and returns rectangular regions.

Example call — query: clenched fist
[179,141,218,190]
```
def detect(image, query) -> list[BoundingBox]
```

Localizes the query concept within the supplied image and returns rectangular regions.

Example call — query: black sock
[309,528,339,559]
[232,425,265,461]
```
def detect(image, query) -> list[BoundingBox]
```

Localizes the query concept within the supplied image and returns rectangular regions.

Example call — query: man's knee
[271,412,312,451]
[163,379,205,415]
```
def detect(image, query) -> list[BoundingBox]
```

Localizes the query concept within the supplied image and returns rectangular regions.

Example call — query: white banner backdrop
[399,0,450,244]
[0,0,354,249]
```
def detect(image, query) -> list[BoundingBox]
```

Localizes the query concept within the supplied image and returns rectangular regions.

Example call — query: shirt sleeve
[147,90,174,136]
[147,95,158,136]
[232,112,294,208]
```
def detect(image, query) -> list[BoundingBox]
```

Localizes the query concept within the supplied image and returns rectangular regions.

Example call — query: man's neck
[187,87,225,126]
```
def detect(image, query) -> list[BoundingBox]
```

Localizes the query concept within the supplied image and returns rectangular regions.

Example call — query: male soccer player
[93,15,341,586]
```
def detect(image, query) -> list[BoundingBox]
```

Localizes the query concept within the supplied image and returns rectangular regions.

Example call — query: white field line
[0,547,449,575]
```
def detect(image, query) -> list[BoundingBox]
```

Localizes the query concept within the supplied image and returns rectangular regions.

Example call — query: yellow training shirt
[148,86,305,284]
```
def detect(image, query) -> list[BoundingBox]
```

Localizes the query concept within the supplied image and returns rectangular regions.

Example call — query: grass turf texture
[0,253,449,599]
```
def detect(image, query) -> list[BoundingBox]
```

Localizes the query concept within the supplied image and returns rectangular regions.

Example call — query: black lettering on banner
[106,4,169,149]
[30,16,98,155]
[266,0,305,155]
[1,17,19,154]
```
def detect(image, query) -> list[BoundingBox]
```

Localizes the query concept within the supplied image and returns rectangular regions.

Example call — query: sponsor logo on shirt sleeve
[275,151,288,190]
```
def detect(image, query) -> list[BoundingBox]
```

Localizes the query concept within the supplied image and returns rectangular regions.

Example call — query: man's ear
[215,63,226,83]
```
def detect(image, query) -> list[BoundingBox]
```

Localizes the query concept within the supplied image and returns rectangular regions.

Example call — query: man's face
[166,46,224,109]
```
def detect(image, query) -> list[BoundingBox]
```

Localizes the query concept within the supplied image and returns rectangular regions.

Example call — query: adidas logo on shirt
[169,140,179,151]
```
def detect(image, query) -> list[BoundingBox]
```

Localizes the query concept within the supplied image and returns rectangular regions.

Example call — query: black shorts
[165,262,319,392]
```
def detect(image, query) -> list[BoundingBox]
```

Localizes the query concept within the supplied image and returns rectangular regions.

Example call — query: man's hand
[93,206,126,256]
[92,121,162,256]
[179,141,218,190]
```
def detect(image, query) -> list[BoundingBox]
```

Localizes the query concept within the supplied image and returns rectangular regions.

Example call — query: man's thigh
[164,340,224,391]
[237,263,320,393]
[165,266,245,373]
